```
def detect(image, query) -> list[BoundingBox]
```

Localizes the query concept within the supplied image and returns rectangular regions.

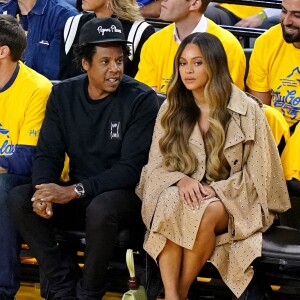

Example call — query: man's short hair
[199,0,211,14]
[0,15,27,61]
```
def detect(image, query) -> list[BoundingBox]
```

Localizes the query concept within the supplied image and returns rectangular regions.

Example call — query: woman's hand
[176,176,208,210]
[201,184,217,200]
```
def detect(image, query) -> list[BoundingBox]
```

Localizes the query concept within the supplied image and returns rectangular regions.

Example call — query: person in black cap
[60,0,155,79]
[8,17,159,300]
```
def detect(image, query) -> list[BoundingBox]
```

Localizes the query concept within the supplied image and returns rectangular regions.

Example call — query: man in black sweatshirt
[9,17,159,300]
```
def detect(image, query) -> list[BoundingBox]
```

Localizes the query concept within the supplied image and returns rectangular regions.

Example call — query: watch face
[75,183,85,197]
[76,185,84,193]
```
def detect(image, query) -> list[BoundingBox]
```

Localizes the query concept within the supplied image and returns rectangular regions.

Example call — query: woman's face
[81,0,108,12]
[179,43,208,96]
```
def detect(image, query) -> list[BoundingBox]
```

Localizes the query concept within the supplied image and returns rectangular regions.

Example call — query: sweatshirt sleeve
[32,91,66,186]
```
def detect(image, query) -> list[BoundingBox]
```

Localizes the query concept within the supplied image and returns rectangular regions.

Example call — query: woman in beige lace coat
[136,32,290,300]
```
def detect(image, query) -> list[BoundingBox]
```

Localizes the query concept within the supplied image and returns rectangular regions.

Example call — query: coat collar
[227,84,249,116]
[30,0,48,16]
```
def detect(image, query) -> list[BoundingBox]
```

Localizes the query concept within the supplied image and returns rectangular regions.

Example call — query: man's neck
[175,13,203,42]
[0,61,18,90]
[18,0,37,15]
[293,42,300,49]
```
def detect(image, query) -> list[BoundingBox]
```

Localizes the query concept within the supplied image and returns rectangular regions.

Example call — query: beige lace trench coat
[136,85,291,298]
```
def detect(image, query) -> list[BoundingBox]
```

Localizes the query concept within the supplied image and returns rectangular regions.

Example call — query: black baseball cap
[79,17,131,45]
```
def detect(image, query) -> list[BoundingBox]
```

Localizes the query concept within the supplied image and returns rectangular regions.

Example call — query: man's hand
[32,199,53,219]
[0,167,8,174]
[31,183,78,205]
[176,176,208,210]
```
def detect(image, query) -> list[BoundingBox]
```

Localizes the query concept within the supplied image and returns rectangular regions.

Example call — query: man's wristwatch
[74,183,85,198]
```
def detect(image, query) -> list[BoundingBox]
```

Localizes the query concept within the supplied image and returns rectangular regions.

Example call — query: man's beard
[281,23,300,43]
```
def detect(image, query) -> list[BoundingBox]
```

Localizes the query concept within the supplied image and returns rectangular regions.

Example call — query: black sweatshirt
[32,74,159,198]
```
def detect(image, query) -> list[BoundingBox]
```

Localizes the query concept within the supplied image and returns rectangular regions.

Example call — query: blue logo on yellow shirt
[0,123,15,155]
[271,67,300,121]
[0,128,9,135]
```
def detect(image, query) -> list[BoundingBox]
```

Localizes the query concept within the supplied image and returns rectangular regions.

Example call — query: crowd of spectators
[0,0,299,299]
[60,0,155,79]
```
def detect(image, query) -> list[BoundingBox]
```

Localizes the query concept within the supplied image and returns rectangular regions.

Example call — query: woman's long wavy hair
[109,0,144,22]
[159,32,233,183]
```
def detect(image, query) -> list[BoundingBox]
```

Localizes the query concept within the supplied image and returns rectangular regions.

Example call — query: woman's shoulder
[64,12,94,37]
[79,12,95,25]
[230,85,263,113]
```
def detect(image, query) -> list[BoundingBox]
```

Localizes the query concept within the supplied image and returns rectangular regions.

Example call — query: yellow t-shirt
[219,4,263,19]
[135,19,246,93]
[281,122,300,180]
[263,104,290,146]
[0,62,52,156]
[247,24,300,126]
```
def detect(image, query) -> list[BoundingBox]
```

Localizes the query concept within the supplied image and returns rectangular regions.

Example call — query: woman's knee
[200,201,229,233]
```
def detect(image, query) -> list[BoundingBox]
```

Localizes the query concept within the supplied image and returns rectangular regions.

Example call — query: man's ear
[189,0,201,12]
[81,58,89,72]
[0,45,10,58]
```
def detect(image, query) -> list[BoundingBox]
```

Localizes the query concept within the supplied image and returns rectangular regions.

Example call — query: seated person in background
[205,3,280,29]
[137,0,162,18]
[75,0,82,11]
[135,0,246,93]
[247,0,300,196]
[64,0,76,7]
[9,17,159,300]
[61,0,155,79]
[0,15,52,300]
[136,32,290,300]
[0,0,9,7]
[0,0,78,80]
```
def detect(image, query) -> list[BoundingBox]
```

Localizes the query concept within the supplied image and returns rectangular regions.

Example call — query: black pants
[9,184,142,300]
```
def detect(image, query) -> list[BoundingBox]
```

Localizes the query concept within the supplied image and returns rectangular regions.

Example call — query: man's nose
[282,12,293,25]
[109,61,121,72]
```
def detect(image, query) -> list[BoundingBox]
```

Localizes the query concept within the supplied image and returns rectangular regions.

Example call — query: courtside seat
[262,226,300,262]
[21,84,300,298]
[263,196,300,264]
[54,226,145,261]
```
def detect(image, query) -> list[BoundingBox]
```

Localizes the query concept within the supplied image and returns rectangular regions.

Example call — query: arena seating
[213,0,281,8]
[19,5,300,297]
[20,87,300,299]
